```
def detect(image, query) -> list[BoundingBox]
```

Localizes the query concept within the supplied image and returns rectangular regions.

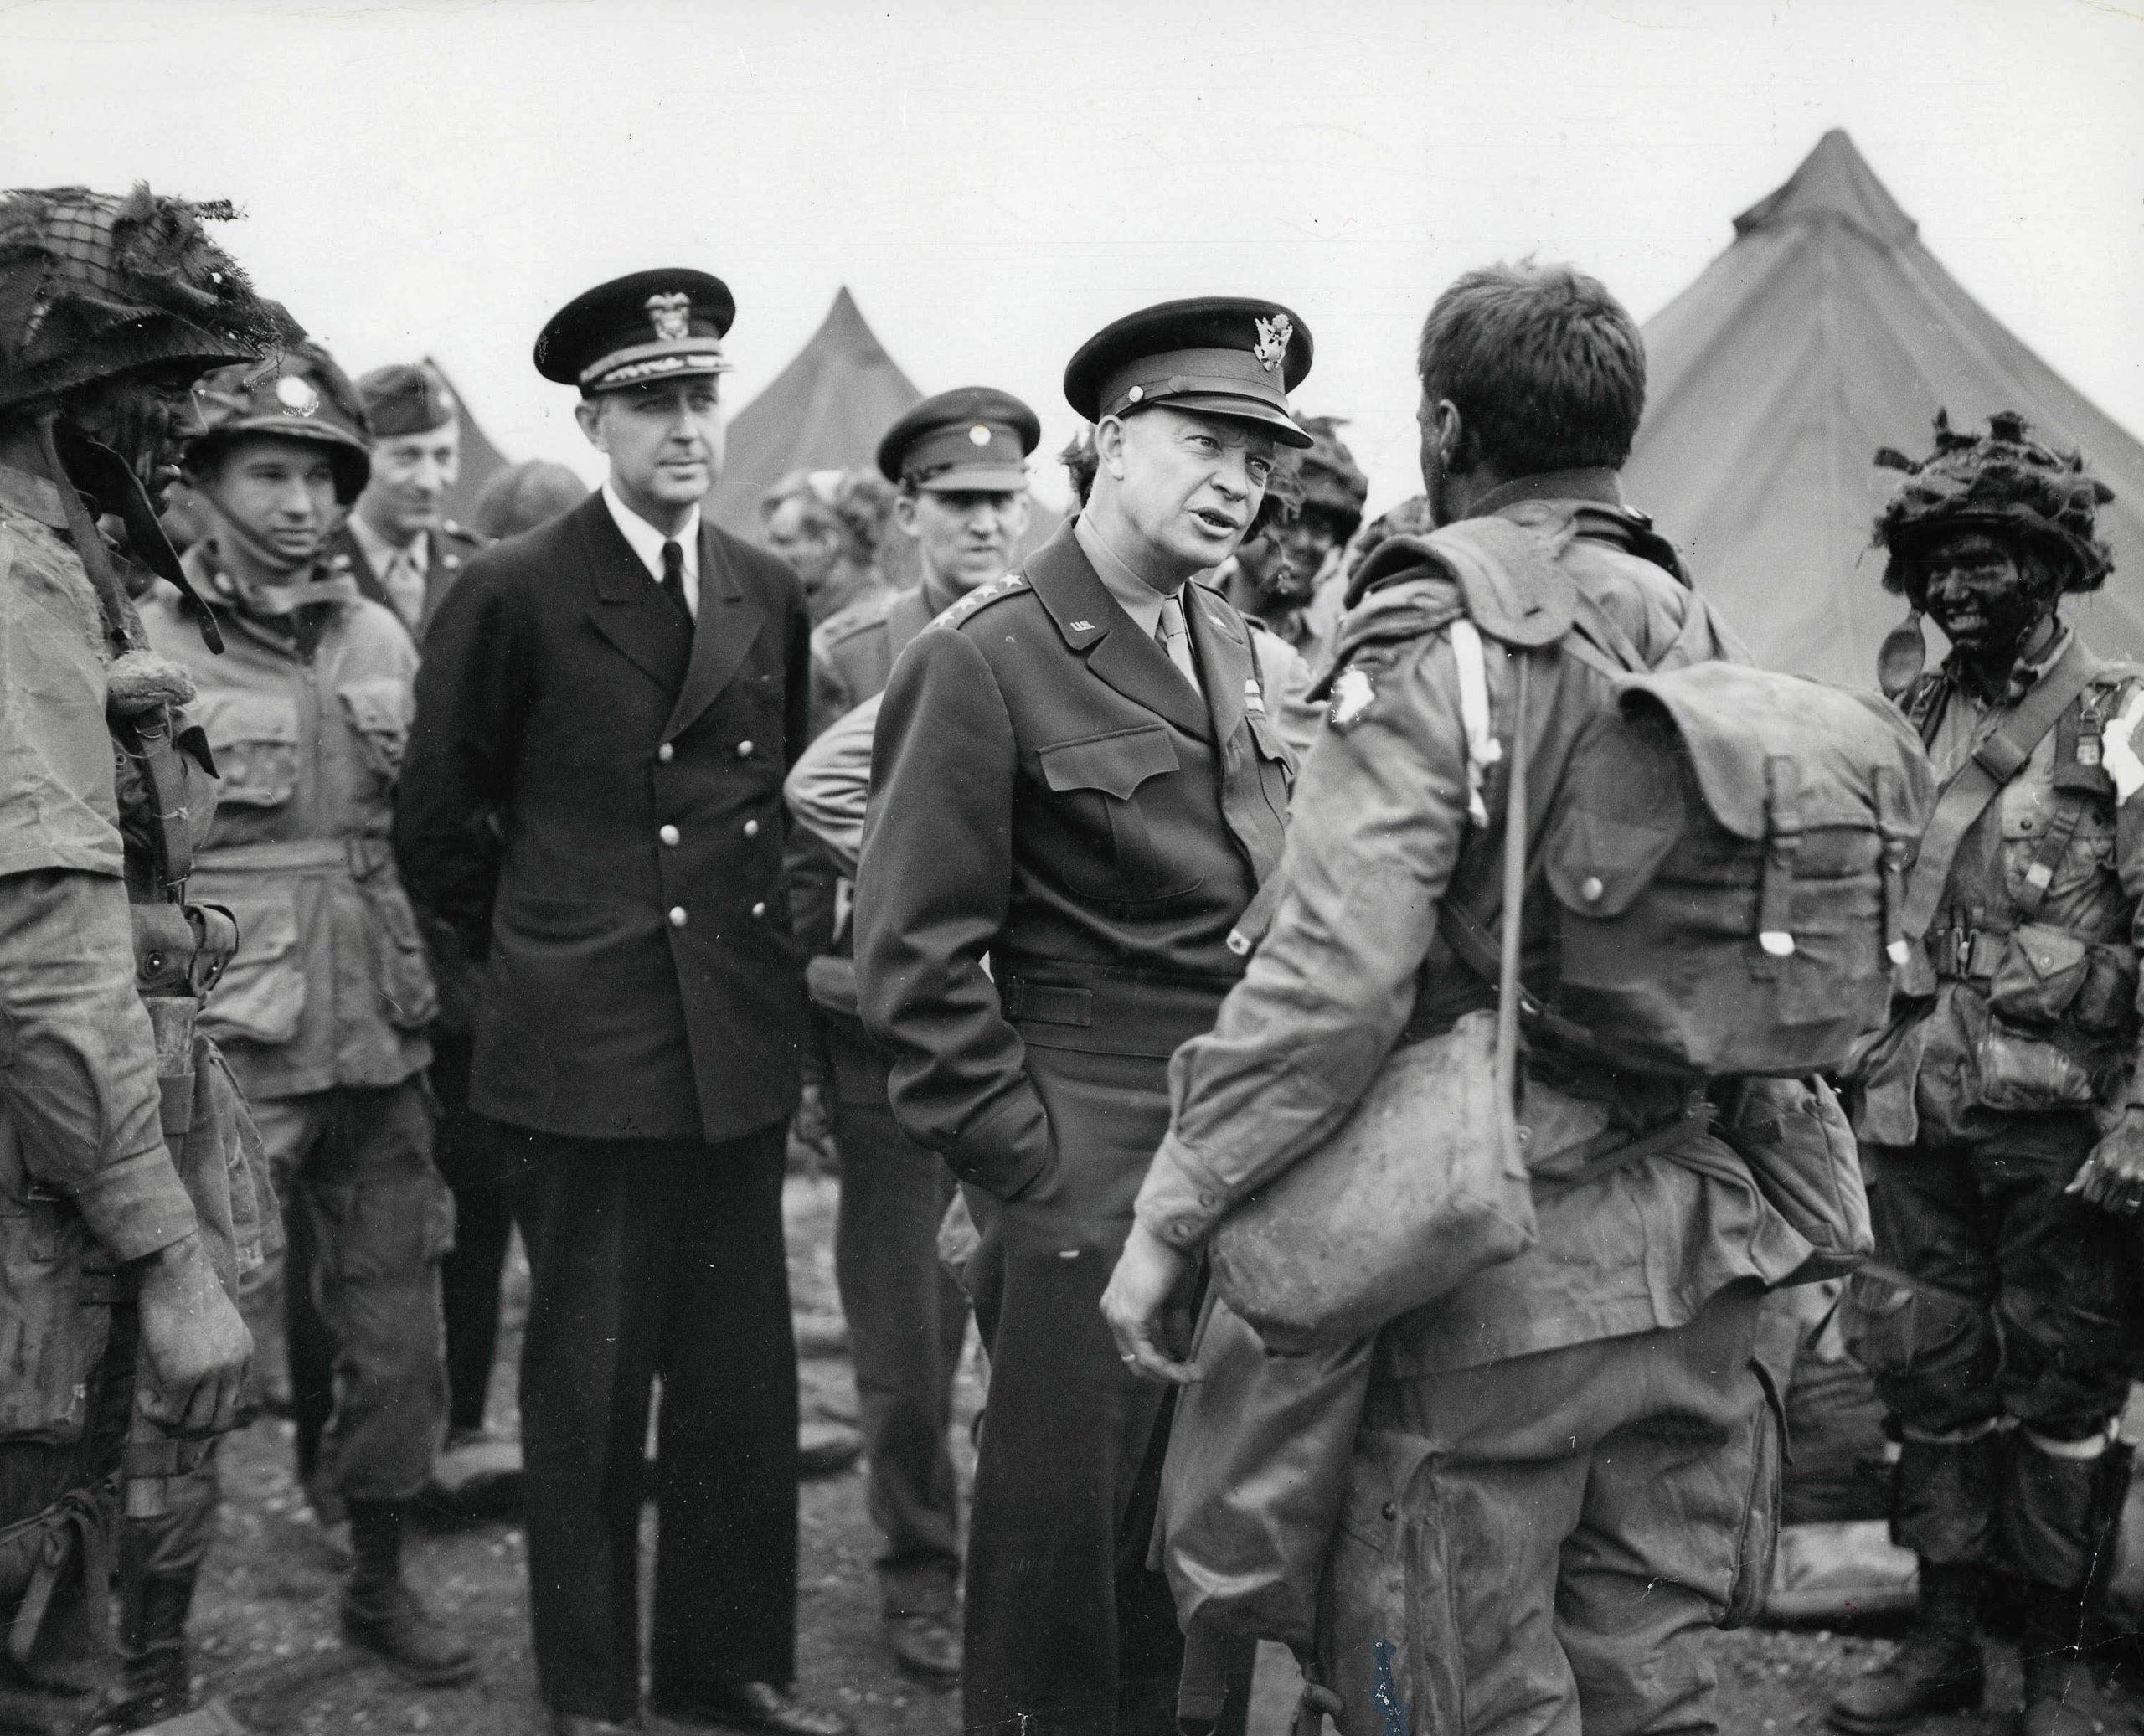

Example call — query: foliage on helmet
[0,183,299,413]
[1295,415,1369,539]
[1873,409,2116,595]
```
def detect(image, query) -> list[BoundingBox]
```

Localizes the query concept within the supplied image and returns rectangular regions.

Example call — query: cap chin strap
[32,410,224,654]
[189,487,345,616]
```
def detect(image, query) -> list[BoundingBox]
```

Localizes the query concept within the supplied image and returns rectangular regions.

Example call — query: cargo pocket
[317,1172,456,1283]
[361,880,441,1032]
[1971,1019,2098,1113]
[1987,923,2092,1028]
[336,677,412,790]
[1724,1359,1786,1629]
[0,1203,107,1443]
[202,895,306,1045]
[193,691,300,809]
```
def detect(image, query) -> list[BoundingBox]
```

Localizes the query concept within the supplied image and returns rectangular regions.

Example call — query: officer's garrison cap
[533,268,735,397]
[876,386,1040,493]
[357,362,457,437]
[1063,296,1314,449]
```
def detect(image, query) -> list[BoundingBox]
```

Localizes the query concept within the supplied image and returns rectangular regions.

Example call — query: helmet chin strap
[189,486,348,617]
[32,407,224,654]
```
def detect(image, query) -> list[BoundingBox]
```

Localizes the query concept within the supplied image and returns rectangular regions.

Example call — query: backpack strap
[1897,635,2102,942]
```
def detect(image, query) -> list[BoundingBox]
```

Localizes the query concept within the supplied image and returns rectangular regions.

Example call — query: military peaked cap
[1064,296,1313,448]
[534,268,735,395]
[876,386,1040,492]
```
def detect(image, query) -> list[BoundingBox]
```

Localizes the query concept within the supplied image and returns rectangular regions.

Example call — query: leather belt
[193,837,394,877]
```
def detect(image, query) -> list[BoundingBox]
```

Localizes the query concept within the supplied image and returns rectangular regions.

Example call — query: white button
[1580,876,1604,903]
[743,819,760,837]
[668,906,688,928]
[659,825,680,847]
[751,901,767,918]
[736,739,755,759]
[657,743,675,763]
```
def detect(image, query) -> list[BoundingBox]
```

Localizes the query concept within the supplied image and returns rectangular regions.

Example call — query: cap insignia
[275,375,320,416]
[646,291,693,343]
[968,424,992,446]
[1253,314,1292,374]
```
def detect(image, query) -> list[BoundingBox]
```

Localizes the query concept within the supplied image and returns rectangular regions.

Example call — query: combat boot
[1827,1561,1984,1733]
[338,1500,477,1687]
[2018,1581,2100,1736]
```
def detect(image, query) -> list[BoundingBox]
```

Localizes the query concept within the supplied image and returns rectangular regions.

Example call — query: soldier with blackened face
[1829,415,2141,1736]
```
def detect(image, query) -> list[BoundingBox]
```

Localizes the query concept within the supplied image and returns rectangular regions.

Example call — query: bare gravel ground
[180,1176,2144,1734]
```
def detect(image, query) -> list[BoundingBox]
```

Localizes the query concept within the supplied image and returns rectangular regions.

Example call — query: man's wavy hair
[1416,261,1647,480]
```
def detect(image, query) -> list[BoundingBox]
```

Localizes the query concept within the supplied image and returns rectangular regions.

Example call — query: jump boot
[2018,1581,2100,1736]
[338,1500,477,1687]
[1827,1562,1984,1733]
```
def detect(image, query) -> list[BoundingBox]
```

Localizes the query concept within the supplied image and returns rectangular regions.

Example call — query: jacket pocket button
[1381,1501,1399,1521]
[743,819,760,837]
[736,739,755,759]
[657,743,675,763]
[668,906,688,929]
[751,902,767,919]
[1580,876,1604,903]
[658,825,680,847]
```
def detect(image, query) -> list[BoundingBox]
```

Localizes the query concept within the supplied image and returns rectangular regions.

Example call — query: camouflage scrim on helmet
[1295,415,1369,540]
[1873,409,2117,595]
[0,183,301,413]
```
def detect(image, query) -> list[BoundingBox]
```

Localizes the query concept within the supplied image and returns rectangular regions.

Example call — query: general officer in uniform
[330,362,490,639]
[396,270,847,1736]
[792,387,1038,1687]
[1830,415,2144,1736]
[854,299,1308,1736]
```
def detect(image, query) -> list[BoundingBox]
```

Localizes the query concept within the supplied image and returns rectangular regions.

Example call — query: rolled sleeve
[1135,632,1474,1246]
[0,868,196,1261]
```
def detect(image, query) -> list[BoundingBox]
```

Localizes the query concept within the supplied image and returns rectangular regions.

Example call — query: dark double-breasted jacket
[853,522,1293,1205]
[395,492,812,1145]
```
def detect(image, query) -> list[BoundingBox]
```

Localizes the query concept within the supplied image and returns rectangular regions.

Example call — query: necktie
[1156,592,1200,696]
[382,547,426,630]
[660,538,692,622]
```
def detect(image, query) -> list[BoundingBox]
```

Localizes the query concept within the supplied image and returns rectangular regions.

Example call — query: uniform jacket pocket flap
[1987,921,2092,1027]
[193,691,300,748]
[335,678,412,738]
[203,896,307,1046]
[1038,725,1178,800]
[1544,800,1683,919]
[1246,712,1296,775]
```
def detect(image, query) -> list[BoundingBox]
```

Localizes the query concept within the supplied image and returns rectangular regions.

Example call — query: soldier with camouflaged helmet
[1830,413,2143,1736]
[0,181,276,1734]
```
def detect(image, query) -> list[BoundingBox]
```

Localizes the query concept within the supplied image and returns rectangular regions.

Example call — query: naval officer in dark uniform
[853,301,1311,1736]
[795,387,1038,1687]
[395,270,846,1736]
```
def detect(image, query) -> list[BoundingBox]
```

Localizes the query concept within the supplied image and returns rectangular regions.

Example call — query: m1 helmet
[184,341,373,505]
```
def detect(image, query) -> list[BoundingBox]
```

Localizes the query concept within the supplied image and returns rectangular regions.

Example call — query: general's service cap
[357,362,457,437]
[533,268,735,396]
[1063,296,1313,449]
[876,386,1040,492]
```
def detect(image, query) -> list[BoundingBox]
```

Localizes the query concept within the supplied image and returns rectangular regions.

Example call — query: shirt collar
[1073,511,1178,638]
[347,508,426,574]
[1467,467,1625,519]
[1946,620,2071,708]
[601,480,699,584]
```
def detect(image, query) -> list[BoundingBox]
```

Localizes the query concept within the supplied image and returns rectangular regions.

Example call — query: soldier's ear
[573,397,609,454]
[892,490,922,540]
[1095,415,1130,480]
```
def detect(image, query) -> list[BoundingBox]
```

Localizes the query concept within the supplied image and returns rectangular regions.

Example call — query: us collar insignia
[1253,314,1292,374]
[646,291,693,343]
[1328,662,1375,729]
[275,375,320,416]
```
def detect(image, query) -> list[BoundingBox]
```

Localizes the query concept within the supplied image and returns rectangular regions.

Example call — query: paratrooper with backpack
[1104,260,1931,1734]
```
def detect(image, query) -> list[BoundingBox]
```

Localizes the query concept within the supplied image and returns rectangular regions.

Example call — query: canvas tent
[704,287,1060,585]
[429,357,510,530]
[1624,129,2144,686]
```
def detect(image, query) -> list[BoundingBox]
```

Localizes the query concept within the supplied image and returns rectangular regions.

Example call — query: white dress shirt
[601,480,701,620]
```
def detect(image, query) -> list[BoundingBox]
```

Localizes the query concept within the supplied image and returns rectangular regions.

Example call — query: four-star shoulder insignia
[933,571,1029,630]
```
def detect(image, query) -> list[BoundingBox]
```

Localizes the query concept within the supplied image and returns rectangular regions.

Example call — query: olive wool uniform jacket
[394,492,812,1145]
[853,522,1295,1213]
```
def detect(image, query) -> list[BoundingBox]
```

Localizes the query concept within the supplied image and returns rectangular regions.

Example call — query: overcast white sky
[3,0,2139,516]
